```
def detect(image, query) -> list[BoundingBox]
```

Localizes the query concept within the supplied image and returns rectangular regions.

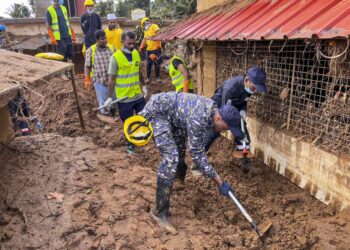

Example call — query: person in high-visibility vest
[85,30,116,116]
[105,31,148,154]
[46,0,76,62]
[162,55,194,93]
[139,18,161,82]
[105,13,123,51]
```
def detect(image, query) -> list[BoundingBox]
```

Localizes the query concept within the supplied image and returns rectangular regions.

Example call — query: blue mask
[245,86,255,95]
[58,0,64,5]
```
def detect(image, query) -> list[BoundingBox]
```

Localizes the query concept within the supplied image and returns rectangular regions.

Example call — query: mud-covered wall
[0,106,14,149]
[197,42,217,97]
[197,0,229,12]
[248,117,350,210]
[2,18,172,37]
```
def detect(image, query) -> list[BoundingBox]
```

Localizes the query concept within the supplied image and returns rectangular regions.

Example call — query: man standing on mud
[139,92,242,233]
[105,31,148,154]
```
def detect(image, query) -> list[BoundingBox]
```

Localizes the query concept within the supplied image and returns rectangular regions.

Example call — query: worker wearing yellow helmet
[139,17,162,82]
[81,0,101,49]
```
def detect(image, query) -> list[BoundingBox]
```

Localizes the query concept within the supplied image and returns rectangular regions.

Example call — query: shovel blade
[259,220,273,236]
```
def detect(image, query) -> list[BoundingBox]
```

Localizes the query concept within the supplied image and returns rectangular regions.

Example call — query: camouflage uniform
[139,92,219,220]
[140,92,219,183]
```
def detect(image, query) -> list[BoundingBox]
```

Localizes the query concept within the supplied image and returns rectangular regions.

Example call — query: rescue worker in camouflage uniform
[139,92,243,233]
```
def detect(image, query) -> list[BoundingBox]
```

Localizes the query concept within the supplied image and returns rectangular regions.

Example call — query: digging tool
[240,118,251,173]
[228,190,272,239]
[93,97,127,111]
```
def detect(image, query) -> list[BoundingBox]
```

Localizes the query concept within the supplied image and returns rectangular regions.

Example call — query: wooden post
[287,43,297,130]
[70,67,85,130]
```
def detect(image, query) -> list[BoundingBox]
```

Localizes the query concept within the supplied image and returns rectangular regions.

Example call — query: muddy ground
[1,68,350,249]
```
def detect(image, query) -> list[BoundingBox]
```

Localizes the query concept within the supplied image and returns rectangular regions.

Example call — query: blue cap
[218,105,243,138]
[247,67,267,93]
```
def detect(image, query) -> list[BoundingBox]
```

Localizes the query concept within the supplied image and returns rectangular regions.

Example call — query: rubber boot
[174,161,187,190]
[149,180,177,234]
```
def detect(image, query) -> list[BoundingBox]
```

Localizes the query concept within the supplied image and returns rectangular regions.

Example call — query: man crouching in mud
[139,92,243,233]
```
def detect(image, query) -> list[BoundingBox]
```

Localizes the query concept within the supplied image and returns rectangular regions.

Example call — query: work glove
[142,86,148,98]
[149,54,158,61]
[70,27,77,43]
[104,97,113,107]
[219,182,234,197]
[35,121,43,131]
[84,75,92,89]
[183,80,190,93]
[240,110,247,121]
[47,28,57,45]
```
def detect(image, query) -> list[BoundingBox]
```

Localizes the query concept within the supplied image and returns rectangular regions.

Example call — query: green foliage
[115,0,150,18]
[151,0,196,19]
[6,3,31,18]
[95,0,115,17]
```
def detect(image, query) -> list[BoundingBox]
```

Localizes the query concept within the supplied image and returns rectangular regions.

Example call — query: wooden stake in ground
[70,68,85,130]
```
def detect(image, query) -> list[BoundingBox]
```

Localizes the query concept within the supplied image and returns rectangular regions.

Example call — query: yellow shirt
[144,24,161,51]
[105,27,123,51]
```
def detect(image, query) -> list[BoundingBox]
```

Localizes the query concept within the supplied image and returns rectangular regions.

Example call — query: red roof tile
[157,0,350,41]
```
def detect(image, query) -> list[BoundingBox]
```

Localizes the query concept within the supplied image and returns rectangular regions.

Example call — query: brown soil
[0,67,349,249]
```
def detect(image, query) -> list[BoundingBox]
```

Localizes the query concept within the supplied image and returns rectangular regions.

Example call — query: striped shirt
[85,45,112,85]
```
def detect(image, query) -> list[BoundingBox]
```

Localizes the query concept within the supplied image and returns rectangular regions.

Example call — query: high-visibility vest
[169,56,194,92]
[113,50,142,99]
[90,43,114,78]
[47,5,72,41]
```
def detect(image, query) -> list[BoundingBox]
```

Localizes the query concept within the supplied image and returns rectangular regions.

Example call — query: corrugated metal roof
[157,0,350,41]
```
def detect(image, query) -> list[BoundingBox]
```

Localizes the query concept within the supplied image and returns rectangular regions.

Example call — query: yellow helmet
[124,115,153,147]
[141,17,149,28]
[84,0,95,6]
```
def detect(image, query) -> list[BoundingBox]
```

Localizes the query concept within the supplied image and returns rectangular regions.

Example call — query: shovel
[93,97,128,111]
[228,190,272,239]
[240,118,251,173]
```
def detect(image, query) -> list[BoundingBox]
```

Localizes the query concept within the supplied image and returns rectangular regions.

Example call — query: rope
[195,41,203,51]
[277,39,288,54]
[231,40,248,56]
[316,37,349,59]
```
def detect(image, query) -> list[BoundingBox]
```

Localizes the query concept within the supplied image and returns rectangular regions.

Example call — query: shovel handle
[93,97,128,111]
[228,191,264,238]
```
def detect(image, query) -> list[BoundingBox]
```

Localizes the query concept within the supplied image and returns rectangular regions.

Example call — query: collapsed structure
[0,49,85,149]
[158,0,350,209]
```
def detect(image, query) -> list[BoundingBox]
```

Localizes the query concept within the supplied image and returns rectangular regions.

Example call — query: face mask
[144,24,151,30]
[87,8,94,14]
[109,25,116,30]
[245,86,255,95]
[58,0,64,5]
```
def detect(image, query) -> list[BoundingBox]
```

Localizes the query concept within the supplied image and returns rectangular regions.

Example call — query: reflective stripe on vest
[90,43,114,78]
[169,56,194,92]
[47,5,72,41]
[113,50,141,99]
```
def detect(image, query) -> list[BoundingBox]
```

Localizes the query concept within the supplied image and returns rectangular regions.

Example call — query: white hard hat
[107,13,117,21]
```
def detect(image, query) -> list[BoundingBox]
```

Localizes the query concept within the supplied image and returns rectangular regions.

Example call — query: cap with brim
[247,67,268,93]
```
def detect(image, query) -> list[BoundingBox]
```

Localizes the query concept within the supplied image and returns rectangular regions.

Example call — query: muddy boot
[190,163,203,177]
[150,181,177,234]
[174,161,187,190]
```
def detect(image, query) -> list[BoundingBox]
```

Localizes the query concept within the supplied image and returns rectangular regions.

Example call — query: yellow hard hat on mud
[84,0,94,6]
[124,115,153,147]
[141,17,149,28]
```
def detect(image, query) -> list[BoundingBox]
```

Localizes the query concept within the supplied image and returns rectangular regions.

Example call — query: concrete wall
[2,18,173,37]
[248,117,350,210]
[197,0,230,12]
